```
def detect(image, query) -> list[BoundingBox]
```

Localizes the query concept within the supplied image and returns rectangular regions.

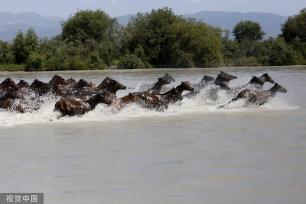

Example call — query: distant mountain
[0,12,64,41]
[0,11,288,41]
[184,11,288,38]
[117,11,288,38]
[116,14,134,26]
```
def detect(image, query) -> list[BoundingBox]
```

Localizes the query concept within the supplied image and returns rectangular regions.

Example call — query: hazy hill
[0,11,288,41]
[0,12,63,41]
[117,11,287,38]
[184,11,288,38]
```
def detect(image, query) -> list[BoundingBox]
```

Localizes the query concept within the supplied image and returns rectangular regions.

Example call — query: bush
[65,56,88,70]
[264,38,303,65]
[233,21,265,42]
[169,50,194,68]
[25,53,44,71]
[118,54,146,69]
[0,41,14,64]
[121,8,223,68]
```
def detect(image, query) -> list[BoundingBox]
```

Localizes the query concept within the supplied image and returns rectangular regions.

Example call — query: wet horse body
[207,71,237,101]
[0,79,39,113]
[54,77,126,117]
[230,73,275,96]
[55,93,101,117]
[220,83,287,108]
[0,72,287,115]
[112,81,194,111]
[139,73,175,93]
[184,75,214,98]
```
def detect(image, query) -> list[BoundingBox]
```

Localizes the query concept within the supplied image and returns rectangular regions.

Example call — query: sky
[0,0,305,17]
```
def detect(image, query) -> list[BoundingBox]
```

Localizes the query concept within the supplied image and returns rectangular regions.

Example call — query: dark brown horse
[214,71,237,87]
[30,79,52,96]
[0,78,17,93]
[147,77,171,94]
[49,75,67,87]
[112,81,194,111]
[54,78,126,117]
[139,73,175,92]
[48,75,69,96]
[55,92,113,117]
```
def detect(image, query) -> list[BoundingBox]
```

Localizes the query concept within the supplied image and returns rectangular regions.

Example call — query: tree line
[0,8,305,71]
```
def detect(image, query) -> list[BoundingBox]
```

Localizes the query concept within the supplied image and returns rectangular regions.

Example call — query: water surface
[0,66,305,204]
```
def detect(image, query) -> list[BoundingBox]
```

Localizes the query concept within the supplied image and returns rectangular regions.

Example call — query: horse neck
[162,88,177,100]
[198,79,208,87]
[175,84,186,95]
[150,81,164,92]
[268,86,279,97]
[102,86,118,94]
[251,78,264,86]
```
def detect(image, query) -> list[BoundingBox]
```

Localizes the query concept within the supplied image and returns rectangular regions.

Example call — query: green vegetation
[120,8,222,68]
[0,8,305,71]
[233,21,265,43]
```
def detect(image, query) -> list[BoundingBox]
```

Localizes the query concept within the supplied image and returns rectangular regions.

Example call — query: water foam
[0,84,297,127]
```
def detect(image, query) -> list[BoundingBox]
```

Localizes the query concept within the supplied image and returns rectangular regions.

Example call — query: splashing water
[0,81,296,127]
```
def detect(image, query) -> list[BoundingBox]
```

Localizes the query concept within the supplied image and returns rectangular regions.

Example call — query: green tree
[118,54,145,69]
[122,8,179,67]
[0,41,14,64]
[281,9,306,59]
[233,21,265,43]
[62,10,120,44]
[170,20,223,67]
[25,52,44,71]
[282,8,306,43]
[25,28,38,53]
[12,31,28,64]
[262,38,303,65]
[122,8,223,67]
[12,28,39,64]
[61,10,120,66]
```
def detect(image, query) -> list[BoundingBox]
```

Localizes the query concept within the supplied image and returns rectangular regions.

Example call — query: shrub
[25,53,44,71]
[118,54,146,69]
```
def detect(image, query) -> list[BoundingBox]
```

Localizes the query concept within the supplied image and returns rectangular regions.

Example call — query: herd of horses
[0,71,287,117]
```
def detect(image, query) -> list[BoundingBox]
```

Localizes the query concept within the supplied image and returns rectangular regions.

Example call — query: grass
[0,64,25,71]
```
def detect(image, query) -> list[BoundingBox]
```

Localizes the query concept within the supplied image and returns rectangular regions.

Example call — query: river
[0,66,305,204]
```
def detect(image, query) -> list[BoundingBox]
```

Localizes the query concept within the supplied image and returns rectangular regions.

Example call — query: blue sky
[0,0,305,17]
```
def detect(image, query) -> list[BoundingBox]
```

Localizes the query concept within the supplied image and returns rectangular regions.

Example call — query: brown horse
[0,78,17,93]
[55,92,112,117]
[30,79,52,96]
[139,73,175,92]
[112,81,194,111]
[54,78,126,117]
[214,71,237,88]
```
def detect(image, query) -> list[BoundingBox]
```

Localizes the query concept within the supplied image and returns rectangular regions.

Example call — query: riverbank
[1,64,306,74]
